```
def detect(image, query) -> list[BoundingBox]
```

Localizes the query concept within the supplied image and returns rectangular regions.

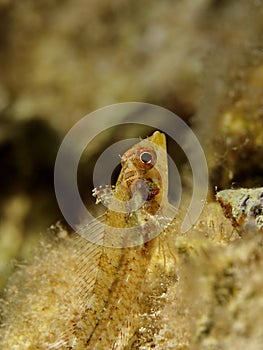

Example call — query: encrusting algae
[217,187,263,235]
[1,132,263,349]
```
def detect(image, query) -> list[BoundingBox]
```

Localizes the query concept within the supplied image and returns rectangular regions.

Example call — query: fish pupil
[140,152,152,164]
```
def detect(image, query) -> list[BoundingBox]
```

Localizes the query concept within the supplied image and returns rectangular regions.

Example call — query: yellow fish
[49,131,175,349]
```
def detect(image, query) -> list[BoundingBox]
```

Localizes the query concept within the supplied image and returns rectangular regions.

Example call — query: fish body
[49,131,173,349]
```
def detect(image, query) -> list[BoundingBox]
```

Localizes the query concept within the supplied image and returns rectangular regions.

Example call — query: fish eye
[136,149,157,169]
[140,152,153,164]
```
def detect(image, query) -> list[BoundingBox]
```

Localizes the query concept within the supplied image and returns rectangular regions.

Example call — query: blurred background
[0,0,263,290]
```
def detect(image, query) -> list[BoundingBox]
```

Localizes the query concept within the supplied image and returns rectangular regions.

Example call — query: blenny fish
[49,131,175,349]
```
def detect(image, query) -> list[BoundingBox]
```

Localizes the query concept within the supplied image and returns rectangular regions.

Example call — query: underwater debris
[216,187,263,235]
